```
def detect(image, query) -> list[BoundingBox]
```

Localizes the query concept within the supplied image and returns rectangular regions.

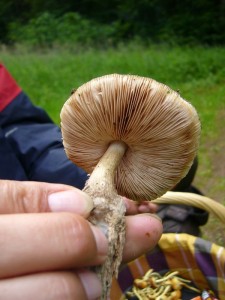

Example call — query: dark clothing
[0,63,87,189]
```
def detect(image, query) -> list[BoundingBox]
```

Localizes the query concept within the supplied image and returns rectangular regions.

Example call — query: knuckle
[0,180,48,213]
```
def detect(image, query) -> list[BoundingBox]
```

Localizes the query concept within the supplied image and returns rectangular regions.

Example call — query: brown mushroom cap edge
[60,74,201,201]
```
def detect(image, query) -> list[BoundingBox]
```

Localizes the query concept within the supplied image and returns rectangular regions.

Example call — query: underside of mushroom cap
[60,74,201,201]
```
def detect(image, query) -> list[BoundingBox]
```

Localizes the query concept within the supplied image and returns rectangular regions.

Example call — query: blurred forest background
[1,0,225,245]
[0,0,225,47]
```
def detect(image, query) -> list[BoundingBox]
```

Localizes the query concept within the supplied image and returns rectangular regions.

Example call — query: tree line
[0,0,224,47]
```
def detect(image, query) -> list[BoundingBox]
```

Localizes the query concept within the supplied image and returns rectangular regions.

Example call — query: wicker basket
[110,192,225,300]
[152,191,225,224]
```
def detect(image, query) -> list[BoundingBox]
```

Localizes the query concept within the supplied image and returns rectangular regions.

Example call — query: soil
[194,109,225,246]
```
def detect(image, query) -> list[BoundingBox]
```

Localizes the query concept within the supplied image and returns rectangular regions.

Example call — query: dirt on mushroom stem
[83,140,128,299]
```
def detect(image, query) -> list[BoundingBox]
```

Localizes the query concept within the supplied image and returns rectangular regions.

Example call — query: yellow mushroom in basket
[60,74,201,299]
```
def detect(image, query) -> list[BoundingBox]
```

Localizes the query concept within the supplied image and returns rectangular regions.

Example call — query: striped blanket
[111,233,225,299]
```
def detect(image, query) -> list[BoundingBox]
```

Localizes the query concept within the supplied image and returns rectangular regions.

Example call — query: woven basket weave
[110,192,225,299]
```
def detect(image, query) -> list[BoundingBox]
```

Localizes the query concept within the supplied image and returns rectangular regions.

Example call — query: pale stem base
[83,141,127,299]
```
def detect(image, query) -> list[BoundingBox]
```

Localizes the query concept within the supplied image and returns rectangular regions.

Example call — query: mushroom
[60,74,200,299]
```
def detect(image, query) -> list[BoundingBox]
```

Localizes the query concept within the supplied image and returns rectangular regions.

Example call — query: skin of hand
[0,180,162,300]
[123,197,158,215]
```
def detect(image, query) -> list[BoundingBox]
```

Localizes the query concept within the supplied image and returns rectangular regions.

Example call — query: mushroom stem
[83,140,128,299]
[86,140,127,195]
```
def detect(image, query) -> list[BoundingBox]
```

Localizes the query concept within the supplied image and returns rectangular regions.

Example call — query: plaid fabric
[110,233,225,299]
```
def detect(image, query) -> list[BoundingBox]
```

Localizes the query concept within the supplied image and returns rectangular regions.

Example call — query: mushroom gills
[60,74,201,300]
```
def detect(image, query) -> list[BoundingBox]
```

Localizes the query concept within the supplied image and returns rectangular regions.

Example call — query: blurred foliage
[8,12,116,47]
[0,0,225,47]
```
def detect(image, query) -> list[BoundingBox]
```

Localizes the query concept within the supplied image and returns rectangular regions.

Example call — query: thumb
[0,180,93,217]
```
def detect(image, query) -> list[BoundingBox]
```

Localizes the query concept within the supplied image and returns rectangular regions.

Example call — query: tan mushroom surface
[61,74,200,200]
[60,74,201,299]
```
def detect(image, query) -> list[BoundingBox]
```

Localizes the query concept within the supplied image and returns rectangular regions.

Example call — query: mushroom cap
[60,74,201,200]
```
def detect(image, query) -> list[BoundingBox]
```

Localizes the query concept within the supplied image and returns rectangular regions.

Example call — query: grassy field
[1,44,225,245]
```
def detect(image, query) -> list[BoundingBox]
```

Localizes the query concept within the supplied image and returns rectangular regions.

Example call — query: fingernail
[90,225,108,258]
[137,204,151,213]
[78,269,102,300]
[48,190,93,217]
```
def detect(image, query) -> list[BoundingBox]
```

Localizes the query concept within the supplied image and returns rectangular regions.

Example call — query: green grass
[1,44,225,245]
[2,45,225,123]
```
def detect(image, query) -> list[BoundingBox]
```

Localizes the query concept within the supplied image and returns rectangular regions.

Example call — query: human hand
[123,197,158,215]
[0,180,162,299]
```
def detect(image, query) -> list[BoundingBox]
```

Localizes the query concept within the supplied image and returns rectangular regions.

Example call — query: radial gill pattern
[60,74,201,200]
